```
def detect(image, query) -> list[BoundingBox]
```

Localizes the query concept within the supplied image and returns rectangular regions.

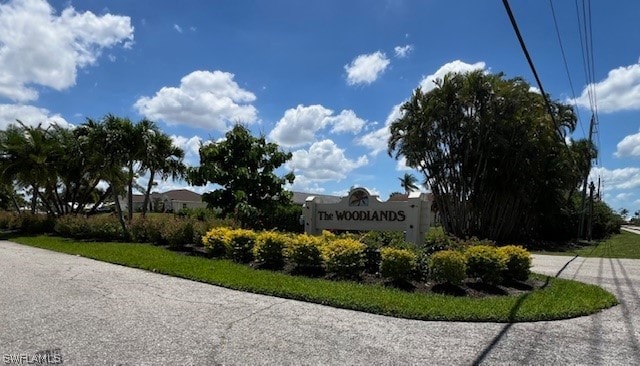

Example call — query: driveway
[1,240,639,365]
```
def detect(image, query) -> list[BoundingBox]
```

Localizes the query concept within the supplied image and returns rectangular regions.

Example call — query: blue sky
[1,0,640,216]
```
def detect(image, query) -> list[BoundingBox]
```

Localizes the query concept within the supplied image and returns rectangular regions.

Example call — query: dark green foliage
[129,217,164,244]
[388,70,592,242]
[260,204,303,233]
[423,227,464,255]
[188,124,295,229]
[55,215,123,241]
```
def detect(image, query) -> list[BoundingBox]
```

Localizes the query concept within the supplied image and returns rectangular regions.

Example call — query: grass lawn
[8,235,618,323]
[535,231,640,259]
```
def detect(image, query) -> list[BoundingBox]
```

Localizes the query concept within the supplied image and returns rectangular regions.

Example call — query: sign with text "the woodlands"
[303,188,432,246]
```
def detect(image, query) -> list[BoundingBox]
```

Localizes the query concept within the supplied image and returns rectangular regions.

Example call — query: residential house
[121,189,207,213]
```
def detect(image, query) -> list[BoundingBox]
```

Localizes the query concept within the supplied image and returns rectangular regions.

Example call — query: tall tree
[388,70,585,241]
[398,173,419,194]
[188,124,294,228]
[0,122,56,214]
[140,131,186,217]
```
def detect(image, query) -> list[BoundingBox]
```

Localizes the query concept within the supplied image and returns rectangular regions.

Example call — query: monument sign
[303,188,432,246]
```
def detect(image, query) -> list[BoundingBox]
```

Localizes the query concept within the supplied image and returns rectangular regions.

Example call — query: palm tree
[140,131,186,217]
[0,122,56,214]
[398,173,419,194]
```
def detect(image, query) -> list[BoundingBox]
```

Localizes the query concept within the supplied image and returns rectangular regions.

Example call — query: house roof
[386,192,434,202]
[131,189,203,203]
[291,191,342,205]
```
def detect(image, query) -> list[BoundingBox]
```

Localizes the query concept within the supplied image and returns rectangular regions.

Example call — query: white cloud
[0,104,72,130]
[286,139,368,182]
[356,103,403,156]
[0,0,134,102]
[419,60,486,92]
[268,104,365,147]
[134,70,258,132]
[615,130,640,157]
[344,51,390,85]
[357,60,487,157]
[529,86,541,94]
[571,62,640,113]
[170,134,203,166]
[394,44,413,58]
[173,24,183,33]
[590,166,640,190]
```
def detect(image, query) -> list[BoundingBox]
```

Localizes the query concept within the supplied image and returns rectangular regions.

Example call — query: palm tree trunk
[113,187,129,239]
[141,170,155,218]
[30,183,38,214]
[127,162,134,222]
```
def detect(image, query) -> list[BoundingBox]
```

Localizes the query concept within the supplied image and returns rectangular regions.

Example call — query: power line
[548,0,585,137]
[501,0,564,141]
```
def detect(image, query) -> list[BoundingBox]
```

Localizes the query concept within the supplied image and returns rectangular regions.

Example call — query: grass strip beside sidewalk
[11,235,617,323]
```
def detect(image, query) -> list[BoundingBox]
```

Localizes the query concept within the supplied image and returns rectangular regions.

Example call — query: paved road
[1,240,639,365]
[621,225,640,235]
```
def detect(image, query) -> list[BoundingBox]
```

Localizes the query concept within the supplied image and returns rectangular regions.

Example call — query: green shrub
[0,211,14,230]
[321,238,365,279]
[259,203,303,233]
[55,215,89,238]
[201,226,233,257]
[55,215,122,240]
[498,245,532,281]
[160,218,195,248]
[129,217,164,244]
[286,234,324,275]
[424,227,463,255]
[380,247,417,282]
[465,245,507,284]
[429,250,467,285]
[10,213,55,234]
[253,231,289,269]
[228,228,257,263]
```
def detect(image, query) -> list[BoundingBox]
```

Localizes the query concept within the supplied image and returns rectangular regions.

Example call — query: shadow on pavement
[471,255,576,366]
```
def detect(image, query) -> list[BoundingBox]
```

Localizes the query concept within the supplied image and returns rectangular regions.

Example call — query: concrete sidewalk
[1,240,639,365]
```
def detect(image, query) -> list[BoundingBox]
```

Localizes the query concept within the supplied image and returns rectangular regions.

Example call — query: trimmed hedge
[253,231,289,269]
[321,238,366,279]
[286,234,324,275]
[429,250,467,285]
[380,247,417,282]
[465,245,507,285]
[498,245,532,281]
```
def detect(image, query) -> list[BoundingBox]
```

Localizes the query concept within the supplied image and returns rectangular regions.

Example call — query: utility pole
[588,181,595,242]
[578,114,595,239]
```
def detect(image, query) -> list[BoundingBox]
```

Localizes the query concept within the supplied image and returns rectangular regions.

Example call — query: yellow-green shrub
[286,234,324,275]
[498,245,532,281]
[380,247,417,282]
[465,245,507,284]
[321,238,366,279]
[253,231,289,269]
[202,226,234,257]
[228,228,257,263]
[429,250,467,285]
